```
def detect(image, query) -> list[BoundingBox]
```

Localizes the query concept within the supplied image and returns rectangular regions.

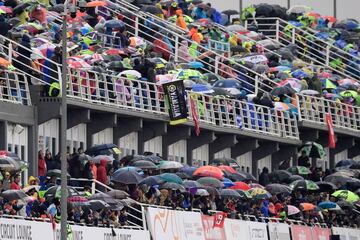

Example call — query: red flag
[325,113,336,149]
[189,94,200,136]
[213,212,226,228]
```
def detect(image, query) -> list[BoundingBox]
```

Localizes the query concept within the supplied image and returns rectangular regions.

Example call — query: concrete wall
[205,0,360,20]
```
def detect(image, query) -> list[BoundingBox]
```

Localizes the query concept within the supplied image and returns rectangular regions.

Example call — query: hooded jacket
[96,159,108,185]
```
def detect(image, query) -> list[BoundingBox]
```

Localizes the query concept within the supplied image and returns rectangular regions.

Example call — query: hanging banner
[224,219,249,240]
[268,222,291,240]
[312,227,331,240]
[325,113,336,149]
[162,80,188,125]
[146,207,204,240]
[201,215,226,240]
[291,225,312,240]
[189,93,201,136]
[332,227,349,240]
[213,212,226,228]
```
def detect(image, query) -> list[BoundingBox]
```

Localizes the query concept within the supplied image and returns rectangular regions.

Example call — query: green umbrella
[300,142,326,159]
[340,90,358,98]
[321,79,337,89]
[332,190,359,203]
[290,180,319,191]
[196,177,224,188]
[158,173,183,184]
[287,166,311,175]
[234,189,252,199]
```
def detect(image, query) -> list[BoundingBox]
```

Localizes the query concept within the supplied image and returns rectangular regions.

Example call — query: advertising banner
[312,227,331,240]
[268,222,291,240]
[247,221,268,240]
[201,215,226,240]
[347,228,360,240]
[291,225,312,240]
[146,207,204,240]
[162,80,188,125]
[0,217,150,240]
[224,219,249,240]
[332,227,349,240]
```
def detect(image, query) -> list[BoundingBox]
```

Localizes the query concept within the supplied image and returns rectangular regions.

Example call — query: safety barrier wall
[0,70,32,106]
[0,216,151,240]
[145,207,358,240]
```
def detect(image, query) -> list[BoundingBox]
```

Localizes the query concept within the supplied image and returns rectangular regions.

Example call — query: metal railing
[0,70,31,105]
[297,94,360,132]
[245,17,360,80]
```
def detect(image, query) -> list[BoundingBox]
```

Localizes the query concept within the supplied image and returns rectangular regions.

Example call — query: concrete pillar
[209,134,237,162]
[162,126,191,159]
[186,131,216,166]
[252,142,279,178]
[137,121,167,154]
[86,112,117,149]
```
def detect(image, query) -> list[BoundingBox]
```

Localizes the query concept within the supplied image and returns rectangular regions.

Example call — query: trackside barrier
[0,216,150,240]
[145,207,336,240]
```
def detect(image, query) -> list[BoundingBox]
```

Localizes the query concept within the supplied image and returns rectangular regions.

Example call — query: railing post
[325,45,330,66]
[8,42,12,63]
[275,20,280,42]
[291,28,296,44]
[174,36,179,63]
[141,206,147,231]
[135,16,139,37]
[91,180,96,194]
[57,64,63,95]
[214,55,220,74]
[254,75,259,95]
[244,20,248,30]
[296,94,302,122]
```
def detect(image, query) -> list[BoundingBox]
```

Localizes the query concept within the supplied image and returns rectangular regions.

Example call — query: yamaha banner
[163,80,188,125]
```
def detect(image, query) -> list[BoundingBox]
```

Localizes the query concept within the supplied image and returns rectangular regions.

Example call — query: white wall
[334,149,348,164]
[214,148,231,159]
[168,140,187,163]
[67,124,86,154]
[92,128,113,146]
[204,0,360,20]
[144,136,162,156]
[38,119,59,155]
[236,152,252,173]
[192,144,209,166]
[118,132,138,157]
[258,155,271,174]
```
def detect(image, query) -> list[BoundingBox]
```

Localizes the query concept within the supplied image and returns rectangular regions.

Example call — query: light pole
[60,1,69,239]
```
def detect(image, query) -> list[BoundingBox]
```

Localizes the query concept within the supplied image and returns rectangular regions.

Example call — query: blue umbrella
[179,166,197,176]
[104,19,125,29]
[213,79,242,89]
[291,69,308,79]
[189,61,204,69]
[223,178,235,188]
[335,159,357,168]
[192,84,214,94]
[115,167,144,175]
[318,201,338,209]
[183,180,203,189]
[111,169,143,184]
[139,176,164,186]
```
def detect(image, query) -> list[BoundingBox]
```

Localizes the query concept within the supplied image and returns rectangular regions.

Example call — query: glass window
[52,138,56,155]
[21,145,25,161]
[14,145,18,155]
[45,137,50,150]
[7,144,12,152]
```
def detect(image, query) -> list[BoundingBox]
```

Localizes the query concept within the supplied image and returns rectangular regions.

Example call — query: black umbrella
[111,169,143,184]
[265,184,292,195]
[140,5,163,15]
[102,55,122,62]
[85,144,120,157]
[78,154,92,162]
[88,192,117,204]
[183,180,203,189]
[270,85,296,96]
[144,155,163,164]
[160,182,185,191]
[269,170,292,183]
[211,157,239,168]
[2,190,28,201]
[287,175,304,183]
[88,200,110,211]
[222,10,239,15]
[107,190,129,200]
[323,174,354,185]
[133,0,152,5]
[203,186,220,196]
[337,200,354,210]
[130,160,158,170]
[13,2,31,16]
[44,186,80,200]
[316,182,338,192]
[238,171,257,182]
[49,4,65,13]
[335,159,357,168]
[47,169,71,179]
[8,18,21,27]
[139,176,164,186]
[220,189,241,198]
[175,172,191,179]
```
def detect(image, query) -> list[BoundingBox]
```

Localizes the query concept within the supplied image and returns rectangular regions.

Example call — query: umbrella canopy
[223,178,235,188]
[2,190,28,201]
[178,166,197,176]
[229,181,250,191]
[107,190,129,200]
[335,159,357,168]
[158,161,183,170]
[249,188,271,200]
[44,186,80,200]
[287,175,304,183]
[86,1,107,7]
[234,189,252,199]
[222,10,239,15]
[111,169,143,184]
[0,155,23,172]
[130,160,158,170]
[92,155,114,164]
[217,165,237,174]
[193,166,224,180]
[197,177,224,188]
[160,182,185,191]
[300,142,326,159]
[332,190,359,203]
[23,185,40,193]
[323,174,354,185]
[269,170,292,182]
[287,205,301,216]
[195,189,209,196]
[265,184,292,195]
[183,180,203,189]
[47,169,71,178]
[89,192,117,204]
[220,189,241,198]
[88,200,110,211]
[85,144,120,156]
[270,85,296,96]
[211,157,239,168]
[140,5,163,15]
[104,19,125,29]
[290,180,319,191]
[300,203,316,211]
[140,176,164,186]
[159,173,183,184]
[249,183,264,189]
[287,166,311,175]
[274,102,290,111]
[68,196,89,204]
[316,182,338,192]
[300,90,320,96]
[340,90,358,98]
[114,167,144,176]
[318,201,339,210]
[287,5,312,14]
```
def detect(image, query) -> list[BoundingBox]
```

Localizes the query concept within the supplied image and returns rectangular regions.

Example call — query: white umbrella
[287,5,312,14]
[92,155,115,164]
[158,161,183,170]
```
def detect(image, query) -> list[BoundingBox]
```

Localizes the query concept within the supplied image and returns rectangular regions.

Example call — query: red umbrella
[323,16,336,23]
[230,181,250,191]
[218,165,236,174]
[0,6,12,14]
[86,1,107,7]
[67,57,91,69]
[193,166,224,180]
[68,196,88,203]
[104,48,127,56]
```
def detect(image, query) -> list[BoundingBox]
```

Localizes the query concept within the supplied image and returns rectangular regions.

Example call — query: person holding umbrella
[298,150,311,167]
